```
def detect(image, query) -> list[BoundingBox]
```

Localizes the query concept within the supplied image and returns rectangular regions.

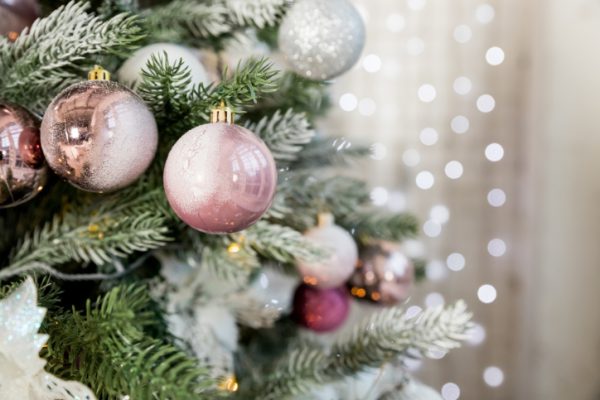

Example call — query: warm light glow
[227,243,241,253]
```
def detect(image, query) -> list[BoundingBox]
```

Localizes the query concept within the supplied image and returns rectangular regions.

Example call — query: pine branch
[224,0,288,29]
[291,136,372,169]
[0,1,143,112]
[244,109,315,162]
[43,284,219,399]
[339,210,420,243]
[200,246,260,288]
[259,301,472,399]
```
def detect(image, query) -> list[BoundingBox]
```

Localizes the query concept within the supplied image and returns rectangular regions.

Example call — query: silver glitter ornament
[278,0,366,81]
[41,66,158,193]
[0,102,48,208]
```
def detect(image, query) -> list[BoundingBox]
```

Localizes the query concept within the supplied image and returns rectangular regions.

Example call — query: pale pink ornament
[163,105,277,234]
[297,213,358,288]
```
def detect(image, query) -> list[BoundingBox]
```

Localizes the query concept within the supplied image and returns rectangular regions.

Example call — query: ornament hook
[210,101,234,124]
[88,65,111,81]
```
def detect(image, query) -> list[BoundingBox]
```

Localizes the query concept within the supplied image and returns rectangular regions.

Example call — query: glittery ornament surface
[163,122,277,234]
[0,102,48,208]
[0,277,96,400]
[292,284,350,332]
[41,80,158,193]
[278,0,365,80]
[349,241,414,305]
[297,221,358,288]
[0,0,39,36]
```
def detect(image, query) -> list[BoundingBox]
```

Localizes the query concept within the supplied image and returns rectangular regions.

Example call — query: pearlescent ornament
[0,277,97,400]
[278,0,365,80]
[292,284,350,332]
[297,213,358,288]
[163,104,277,234]
[0,0,39,37]
[0,102,48,208]
[349,241,414,305]
[41,66,158,193]
[118,43,210,89]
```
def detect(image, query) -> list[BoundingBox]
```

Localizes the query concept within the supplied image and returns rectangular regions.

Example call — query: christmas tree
[0,1,472,399]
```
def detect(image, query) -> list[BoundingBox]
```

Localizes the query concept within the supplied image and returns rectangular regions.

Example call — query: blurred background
[321,0,600,399]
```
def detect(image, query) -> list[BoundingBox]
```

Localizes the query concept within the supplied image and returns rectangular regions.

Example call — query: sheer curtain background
[320,0,600,399]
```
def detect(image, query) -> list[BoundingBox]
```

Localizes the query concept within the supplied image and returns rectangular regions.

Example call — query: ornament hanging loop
[210,100,234,124]
[88,65,111,81]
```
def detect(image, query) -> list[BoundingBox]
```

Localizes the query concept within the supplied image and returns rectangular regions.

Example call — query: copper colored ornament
[40,66,158,193]
[0,102,48,208]
[163,103,277,234]
[0,0,39,37]
[349,241,414,305]
[292,284,350,333]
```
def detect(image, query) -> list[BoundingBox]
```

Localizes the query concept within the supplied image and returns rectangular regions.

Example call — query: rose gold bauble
[0,0,39,37]
[41,80,158,193]
[349,241,414,305]
[0,102,48,208]
[163,121,277,234]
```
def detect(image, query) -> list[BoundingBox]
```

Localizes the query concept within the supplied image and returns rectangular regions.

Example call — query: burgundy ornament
[349,241,414,305]
[0,0,39,37]
[0,102,48,208]
[163,105,277,234]
[292,284,350,333]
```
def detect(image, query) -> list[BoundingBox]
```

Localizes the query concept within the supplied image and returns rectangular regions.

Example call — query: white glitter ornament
[278,0,366,80]
[297,213,358,288]
[118,43,210,89]
[0,277,96,400]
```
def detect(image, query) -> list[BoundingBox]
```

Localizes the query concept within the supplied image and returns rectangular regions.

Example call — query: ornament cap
[88,65,111,81]
[210,101,234,124]
[317,212,334,227]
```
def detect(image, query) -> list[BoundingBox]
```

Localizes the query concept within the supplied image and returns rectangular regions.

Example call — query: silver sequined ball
[278,0,366,81]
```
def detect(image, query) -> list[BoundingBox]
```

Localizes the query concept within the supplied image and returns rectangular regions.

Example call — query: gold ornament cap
[317,212,334,227]
[88,65,111,81]
[210,101,234,124]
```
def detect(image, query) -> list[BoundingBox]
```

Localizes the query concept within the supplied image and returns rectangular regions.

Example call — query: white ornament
[278,0,365,80]
[118,43,210,89]
[0,277,96,400]
[297,214,358,288]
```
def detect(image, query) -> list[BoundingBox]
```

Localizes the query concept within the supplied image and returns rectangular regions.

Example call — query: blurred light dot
[420,127,439,146]
[388,191,407,212]
[488,239,507,257]
[407,0,426,10]
[466,323,486,346]
[386,13,406,32]
[445,161,464,179]
[484,367,505,387]
[403,149,421,167]
[487,188,506,207]
[339,93,358,111]
[359,98,377,116]
[485,143,504,162]
[453,76,472,95]
[406,305,423,319]
[476,4,495,24]
[418,84,437,103]
[451,115,470,134]
[426,260,448,281]
[370,142,388,160]
[441,383,460,400]
[477,94,496,112]
[424,220,442,238]
[447,252,465,271]
[416,171,435,190]
[404,239,425,258]
[478,284,497,304]
[370,186,389,206]
[425,292,445,307]
[406,37,425,55]
[404,358,423,371]
[430,204,450,224]
[486,47,505,66]
[453,25,472,43]
[429,349,447,359]
[363,54,382,73]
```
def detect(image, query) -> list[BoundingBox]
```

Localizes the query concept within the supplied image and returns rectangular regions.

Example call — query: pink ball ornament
[163,105,277,234]
[292,284,350,333]
[297,213,358,288]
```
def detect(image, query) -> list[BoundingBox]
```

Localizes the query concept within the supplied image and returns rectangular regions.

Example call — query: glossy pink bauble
[292,284,350,333]
[163,122,277,234]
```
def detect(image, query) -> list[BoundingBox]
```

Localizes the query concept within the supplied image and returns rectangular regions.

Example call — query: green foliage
[43,284,218,399]
[291,136,372,169]
[0,1,143,113]
[339,210,420,243]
